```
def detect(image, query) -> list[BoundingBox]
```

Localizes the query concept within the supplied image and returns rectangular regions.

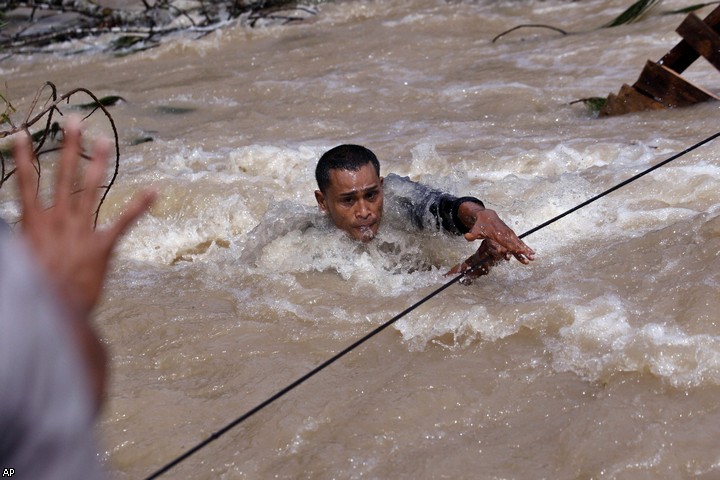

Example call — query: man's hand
[15,117,155,318]
[446,238,505,283]
[445,201,534,282]
[457,201,534,264]
[14,117,156,407]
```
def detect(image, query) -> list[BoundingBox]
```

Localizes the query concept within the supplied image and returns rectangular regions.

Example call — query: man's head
[314,145,384,243]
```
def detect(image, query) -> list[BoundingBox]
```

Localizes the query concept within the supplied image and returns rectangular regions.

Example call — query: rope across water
[144,130,720,479]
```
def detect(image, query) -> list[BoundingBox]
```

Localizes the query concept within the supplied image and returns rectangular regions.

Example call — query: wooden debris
[600,5,720,116]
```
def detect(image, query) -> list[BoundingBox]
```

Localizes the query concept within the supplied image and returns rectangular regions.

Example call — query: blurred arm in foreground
[0,117,155,479]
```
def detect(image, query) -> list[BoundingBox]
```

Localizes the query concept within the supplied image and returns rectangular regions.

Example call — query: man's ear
[380,176,384,188]
[314,190,327,212]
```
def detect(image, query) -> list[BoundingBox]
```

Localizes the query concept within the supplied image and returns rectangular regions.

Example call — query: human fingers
[489,229,535,259]
[13,132,41,221]
[464,256,494,280]
[479,235,532,266]
[500,242,532,264]
[522,245,535,261]
[105,189,157,244]
[512,252,530,264]
[512,239,535,261]
[464,231,481,242]
[445,262,479,285]
[54,117,83,209]
[463,214,511,244]
[507,240,535,264]
[466,242,498,274]
[445,262,465,276]
[445,260,489,281]
[79,137,110,217]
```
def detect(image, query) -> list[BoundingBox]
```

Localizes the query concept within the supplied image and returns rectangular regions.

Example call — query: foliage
[0,2,334,227]
[0,0,326,56]
[602,0,662,28]
[493,0,703,43]
[489,0,720,116]
[0,91,16,126]
[662,1,720,15]
[568,97,607,116]
[0,82,121,226]
[75,95,125,110]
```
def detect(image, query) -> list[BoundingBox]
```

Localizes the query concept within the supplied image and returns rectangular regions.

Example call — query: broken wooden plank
[633,60,719,107]
[597,5,720,117]
[600,83,665,116]
[658,5,720,73]
[676,12,720,72]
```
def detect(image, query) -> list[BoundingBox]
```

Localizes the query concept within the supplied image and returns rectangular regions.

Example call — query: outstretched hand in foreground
[14,117,156,408]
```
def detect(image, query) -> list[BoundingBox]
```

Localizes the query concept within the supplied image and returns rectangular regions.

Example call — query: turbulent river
[1,0,720,478]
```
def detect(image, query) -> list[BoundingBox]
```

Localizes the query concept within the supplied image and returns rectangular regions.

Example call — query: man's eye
[341,198,354,205]
[367,192,377,200]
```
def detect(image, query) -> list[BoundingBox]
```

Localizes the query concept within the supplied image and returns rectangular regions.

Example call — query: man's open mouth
[357,224,376,242]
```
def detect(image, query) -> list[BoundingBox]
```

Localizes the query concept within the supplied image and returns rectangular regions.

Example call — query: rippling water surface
[2,0,720,478]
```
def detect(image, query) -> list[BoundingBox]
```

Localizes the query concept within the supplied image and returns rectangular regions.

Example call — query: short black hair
[315,144,381,193]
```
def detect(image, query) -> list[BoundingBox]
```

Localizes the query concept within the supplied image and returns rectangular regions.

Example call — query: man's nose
[355,200,371,218]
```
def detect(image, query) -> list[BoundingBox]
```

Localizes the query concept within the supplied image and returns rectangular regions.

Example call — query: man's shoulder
[383,172,447,199]
[384,172,406,183]
[383,172,419,192]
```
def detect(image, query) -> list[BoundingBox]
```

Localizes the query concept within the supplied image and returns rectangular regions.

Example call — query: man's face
[314,163,384,242]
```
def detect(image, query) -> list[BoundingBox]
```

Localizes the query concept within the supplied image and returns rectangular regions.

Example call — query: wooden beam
[658,5,720,73]
[599,84,665,116]
[676,12,720,72]
[633,60,719,107]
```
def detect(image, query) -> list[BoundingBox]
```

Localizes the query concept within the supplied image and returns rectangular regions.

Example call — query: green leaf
[0,92,15,126]
[130,136,154,146]
[663,2,720,15]
[155,106,196,115]
[111,35,144,50]
[75,95,126,110]
[603,0,662,28]
[570,97,607,115]
[30,122,61,142]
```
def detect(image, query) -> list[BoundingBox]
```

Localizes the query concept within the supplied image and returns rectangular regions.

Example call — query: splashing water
[1,0,719,478]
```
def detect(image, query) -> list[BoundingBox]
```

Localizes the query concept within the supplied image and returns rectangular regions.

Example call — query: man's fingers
[490,233,535,264]
[54,117,83,209]
[513,253,529,264]
[13,132,42,222]
[106,189,157,243]
[515,242,535,262]
[80,137,110,216]
[445,262,464,276]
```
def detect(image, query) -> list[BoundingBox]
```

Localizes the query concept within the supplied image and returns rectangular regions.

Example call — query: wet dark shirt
[383,173,484,235]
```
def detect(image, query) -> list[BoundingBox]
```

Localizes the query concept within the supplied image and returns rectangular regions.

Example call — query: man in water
[314,144,534,279]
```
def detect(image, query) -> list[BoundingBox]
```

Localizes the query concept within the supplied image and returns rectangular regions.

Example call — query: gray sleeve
[383,173,484,235]
[0,234,105,480]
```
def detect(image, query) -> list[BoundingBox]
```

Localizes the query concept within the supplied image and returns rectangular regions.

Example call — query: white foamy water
[1,0,720,478]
